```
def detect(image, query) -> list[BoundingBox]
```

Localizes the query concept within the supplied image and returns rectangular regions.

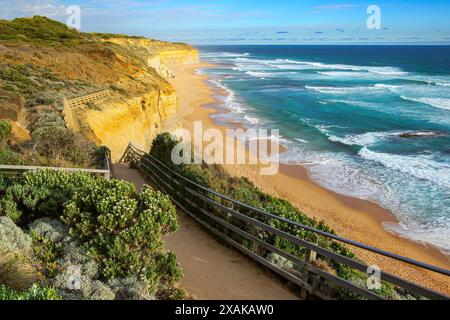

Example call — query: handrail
[128,143,450,277]
[123,143,450,300]
[64,90,110,109]
[0,148,112,180]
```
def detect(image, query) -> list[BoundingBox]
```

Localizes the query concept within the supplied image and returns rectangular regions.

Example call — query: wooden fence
[64,89,110,109]
[62,90,111,133]
[121,143,450,300]
[0,149,111,180]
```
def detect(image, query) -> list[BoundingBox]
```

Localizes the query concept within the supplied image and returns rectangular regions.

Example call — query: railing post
[223,203,234,237]
[300,233,318,299]
[250,225,260,255]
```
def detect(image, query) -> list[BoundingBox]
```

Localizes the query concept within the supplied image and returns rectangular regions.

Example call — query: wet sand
[169,63,450,295]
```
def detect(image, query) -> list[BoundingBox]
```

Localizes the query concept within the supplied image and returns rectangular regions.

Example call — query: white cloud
[0,0,67,19]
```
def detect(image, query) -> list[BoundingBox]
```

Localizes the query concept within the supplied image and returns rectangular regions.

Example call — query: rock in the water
[0,216,32,256]
[398,131,445,139]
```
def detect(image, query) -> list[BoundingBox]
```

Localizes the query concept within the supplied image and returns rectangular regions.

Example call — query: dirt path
[112,163,299,300]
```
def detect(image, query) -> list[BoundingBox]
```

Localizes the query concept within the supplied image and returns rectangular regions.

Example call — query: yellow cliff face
[84,90,178,161]
[102,37,199,68]
[70,37,199,161]
[159,49,199,66]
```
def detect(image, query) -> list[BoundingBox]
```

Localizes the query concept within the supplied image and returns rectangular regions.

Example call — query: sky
[1,0,450,44]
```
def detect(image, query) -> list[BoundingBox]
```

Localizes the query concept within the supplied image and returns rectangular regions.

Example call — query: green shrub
[0,199,21,222]
[0,284,61,300]
[31,232,63,278]
[0,66,32,85]
[0,16,89,47]
[0,120,12,146]
[0,150,22,165]
[62,181,179,280]
[0,170,182,299]
[0,171,84,224]
[29,125,93,167]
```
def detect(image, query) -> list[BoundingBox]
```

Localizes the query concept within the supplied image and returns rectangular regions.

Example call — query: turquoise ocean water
[198,45,450,254]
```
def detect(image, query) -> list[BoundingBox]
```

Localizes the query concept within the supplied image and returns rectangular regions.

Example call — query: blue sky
[1,0,450,44]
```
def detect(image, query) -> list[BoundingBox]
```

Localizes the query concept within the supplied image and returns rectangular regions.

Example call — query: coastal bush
[0,284,60,300]
[62,180,179,280]
[30,126,90,167]
[0,170,182,299]
[0,119,12,146]
[0,16,89,47]
[147,133,396,299]
[31,232,64,278]
[0,216,32,256]
[0,150,22,165]
[0,199,22,224]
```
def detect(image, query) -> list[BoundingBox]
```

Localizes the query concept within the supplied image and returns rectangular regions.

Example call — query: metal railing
[122,143,450,300]
[0,149,112,180]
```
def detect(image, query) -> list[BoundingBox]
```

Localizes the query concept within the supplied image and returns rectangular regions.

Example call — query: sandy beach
[169,62,450,295]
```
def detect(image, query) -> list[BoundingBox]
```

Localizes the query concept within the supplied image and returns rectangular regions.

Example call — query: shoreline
[169,62,450,295]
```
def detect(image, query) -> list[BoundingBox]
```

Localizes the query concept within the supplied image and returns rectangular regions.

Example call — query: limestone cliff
[73,37,198,161]
[102,37,199,77]
[83,90,178,161]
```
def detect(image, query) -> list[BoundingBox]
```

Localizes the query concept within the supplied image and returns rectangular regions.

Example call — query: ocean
[197,45,450,254]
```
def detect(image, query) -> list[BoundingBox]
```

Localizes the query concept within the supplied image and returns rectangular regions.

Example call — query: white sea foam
[317,71,366,77]
[245,71,269,78]
[243,115,260,125]
[400,96,450,111]
[305,85,383,94]
[305,83,407,95]
[282,145,450,253]
[294,138,309,143]
[328,130,446,147]
[373,83,402,90]
[328,132,390,146]
[328,99,379,108]
[244,71,286,79]
[271,59,408,76]
[358,147,450,188]
[218,52,250,58]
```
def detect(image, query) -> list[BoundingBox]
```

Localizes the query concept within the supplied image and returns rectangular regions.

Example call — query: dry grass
[0,246,39,291]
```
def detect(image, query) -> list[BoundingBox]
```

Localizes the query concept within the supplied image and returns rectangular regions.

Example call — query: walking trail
[113,163,299,300]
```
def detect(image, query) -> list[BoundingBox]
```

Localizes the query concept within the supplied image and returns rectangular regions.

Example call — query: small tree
[0,120,12,148]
